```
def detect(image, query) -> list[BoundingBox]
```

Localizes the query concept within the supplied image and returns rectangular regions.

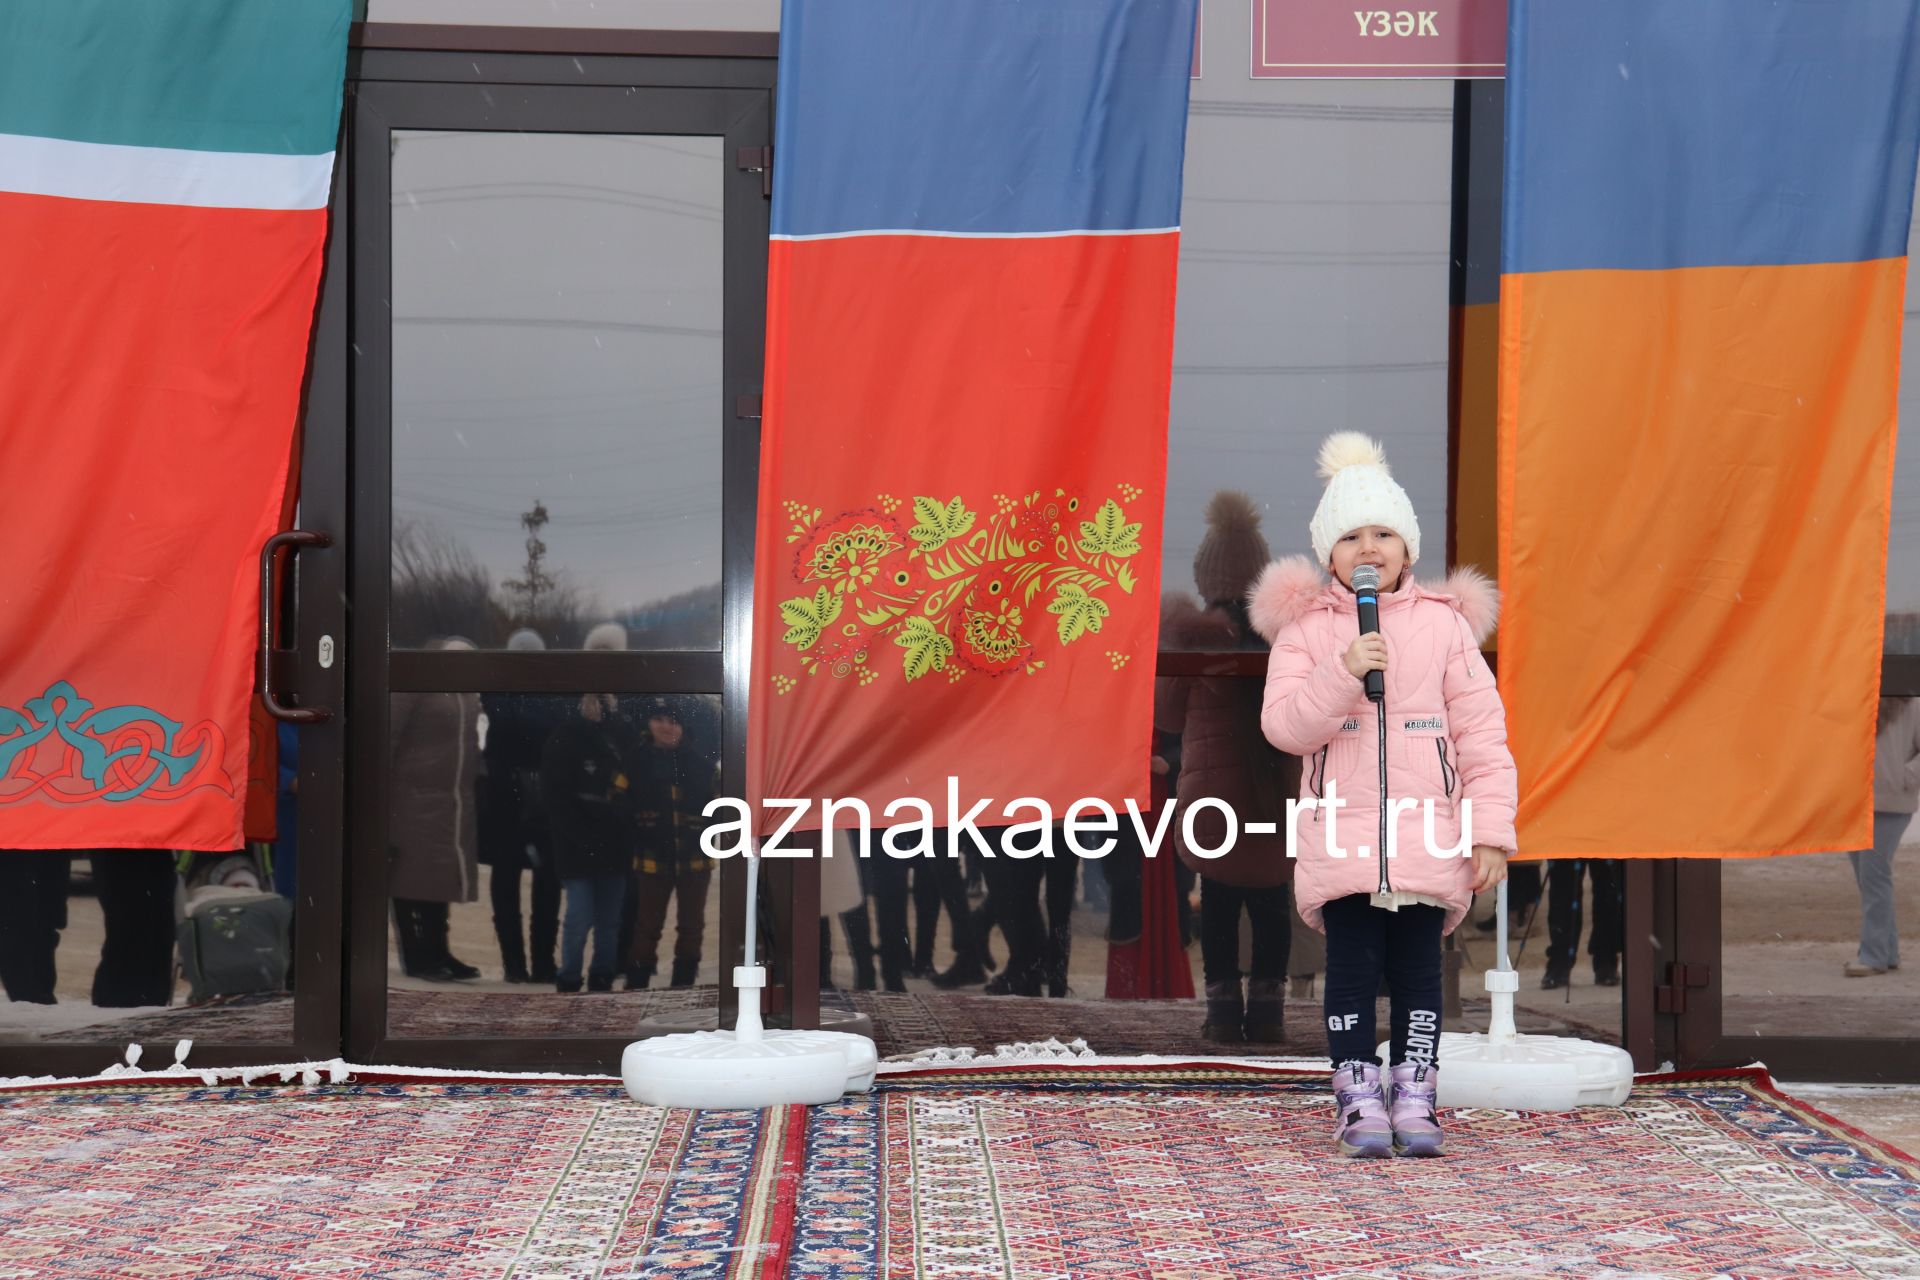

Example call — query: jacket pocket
[1394,712,1450,799]
[1314,713,1364,813]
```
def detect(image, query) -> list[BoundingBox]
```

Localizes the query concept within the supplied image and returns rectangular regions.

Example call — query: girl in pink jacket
[1252,432,1519,1158]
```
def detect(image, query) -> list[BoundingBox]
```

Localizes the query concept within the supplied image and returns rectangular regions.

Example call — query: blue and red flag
[748,0,1199,832]
[1499,0,1920,858]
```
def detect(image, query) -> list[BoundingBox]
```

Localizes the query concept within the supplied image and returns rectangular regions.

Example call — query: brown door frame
[1665,856,1920,1082]
[336,45,777,1071]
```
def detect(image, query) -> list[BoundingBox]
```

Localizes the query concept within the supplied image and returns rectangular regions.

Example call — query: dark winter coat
[541,701,645,881]
[478,694,563,868]
[1155,596,1299,888]
[632,744,719,876]
[387,689,483,904]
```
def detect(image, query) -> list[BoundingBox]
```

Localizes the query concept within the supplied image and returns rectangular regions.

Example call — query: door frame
[1662,858,1920,1081]
[332,45,776,1069]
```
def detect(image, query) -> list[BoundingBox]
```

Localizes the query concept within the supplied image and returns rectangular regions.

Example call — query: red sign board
[1250,0,1505,78]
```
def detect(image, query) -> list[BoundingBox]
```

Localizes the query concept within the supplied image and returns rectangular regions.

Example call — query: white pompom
[1315,431,1388,480]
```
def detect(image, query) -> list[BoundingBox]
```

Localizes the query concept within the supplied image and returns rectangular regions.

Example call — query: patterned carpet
[43,988,1615,1061]
[1,1064,1915,1278]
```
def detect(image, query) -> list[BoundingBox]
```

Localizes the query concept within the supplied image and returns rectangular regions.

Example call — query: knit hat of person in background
[1192,490,1272,604]
[582,621,628,652]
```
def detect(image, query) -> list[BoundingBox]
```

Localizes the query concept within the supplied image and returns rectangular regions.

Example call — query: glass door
[346,74,771,1068]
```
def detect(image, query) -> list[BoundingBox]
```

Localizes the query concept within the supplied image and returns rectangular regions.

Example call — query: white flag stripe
[0,132,332,211]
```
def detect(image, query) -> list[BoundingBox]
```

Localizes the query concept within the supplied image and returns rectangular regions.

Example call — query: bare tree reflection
[392,516,600,649]
[392,519,502,648]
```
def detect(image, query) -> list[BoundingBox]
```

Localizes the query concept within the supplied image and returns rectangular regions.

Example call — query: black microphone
[1351,564,1384,703]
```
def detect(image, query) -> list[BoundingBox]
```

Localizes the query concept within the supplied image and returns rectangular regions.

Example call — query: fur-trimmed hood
[1245,554,1500,646]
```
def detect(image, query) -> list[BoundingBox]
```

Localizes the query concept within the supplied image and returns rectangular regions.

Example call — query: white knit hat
[582,621,629,651]
[1308,432,1421,567]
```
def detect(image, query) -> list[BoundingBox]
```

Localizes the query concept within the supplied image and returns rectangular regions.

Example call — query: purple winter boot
[1331,1061,1393,1158]
[1389,1062,1444,1157]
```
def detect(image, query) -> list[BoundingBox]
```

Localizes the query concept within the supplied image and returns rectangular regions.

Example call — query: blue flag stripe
[1503,0,1920,275]
[773,0,1197,238]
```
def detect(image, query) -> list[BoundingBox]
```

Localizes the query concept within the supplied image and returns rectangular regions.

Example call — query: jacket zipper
[1437,740,1455,798]
[1375,703,1390,895]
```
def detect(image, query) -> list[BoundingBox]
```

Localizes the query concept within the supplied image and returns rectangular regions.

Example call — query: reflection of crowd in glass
[386,628,723,993]
[823,826,1087,998]
[0,850,183,1007]
[0,803,296,1010]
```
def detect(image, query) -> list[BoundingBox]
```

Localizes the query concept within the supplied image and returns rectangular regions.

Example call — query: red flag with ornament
[747,0,1198,832]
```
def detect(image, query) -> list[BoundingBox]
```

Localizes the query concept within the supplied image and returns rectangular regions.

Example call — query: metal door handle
[259,529,334,723]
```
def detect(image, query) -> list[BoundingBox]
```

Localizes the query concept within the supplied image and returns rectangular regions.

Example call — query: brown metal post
[1623,859,1658,1070]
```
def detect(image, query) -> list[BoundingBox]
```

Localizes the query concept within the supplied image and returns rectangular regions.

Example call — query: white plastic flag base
[1379,980,1633,1110]
[621,964,877,1109]
[1377,883,1634,1112]
[1423,1029,1634,1111]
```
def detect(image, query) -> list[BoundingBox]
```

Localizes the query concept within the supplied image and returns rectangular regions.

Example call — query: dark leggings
[90,850,178,1008]
[912,853,970,964]
[976,839,1076,993]
[868,857,914,973]
[1199,878,1292,985]
[0,851,70,1004]
[0,850,175,1008]
[1321,894,1445,1068]
[1546,858,1623,970]
[488,843,560,976]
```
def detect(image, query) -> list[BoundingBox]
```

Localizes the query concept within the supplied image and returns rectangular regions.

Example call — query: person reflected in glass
[865,851,915,992]
[1844,696,1919,977]
[977,825,1077,997]
[543,686,643,994]
[0,851,67,1004]
[626,698,717,989]
[1159,492,1296,1041]
[479,630,563,984]
[922,827,990,988]
[1472,860,1541,937]
[1541,859,1622,989]
[388,637,485,982]
[274,721,299,902]
[0,849,176,1007]
[818,828,871,989]
[833,859,880,990]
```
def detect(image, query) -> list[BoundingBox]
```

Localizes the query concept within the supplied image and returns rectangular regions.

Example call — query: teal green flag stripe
[0,1,351,157]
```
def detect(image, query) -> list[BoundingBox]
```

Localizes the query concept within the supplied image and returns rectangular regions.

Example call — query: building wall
[368,0,779,30]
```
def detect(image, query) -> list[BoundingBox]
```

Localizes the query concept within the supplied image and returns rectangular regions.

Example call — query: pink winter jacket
[1250,556,1518,935]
